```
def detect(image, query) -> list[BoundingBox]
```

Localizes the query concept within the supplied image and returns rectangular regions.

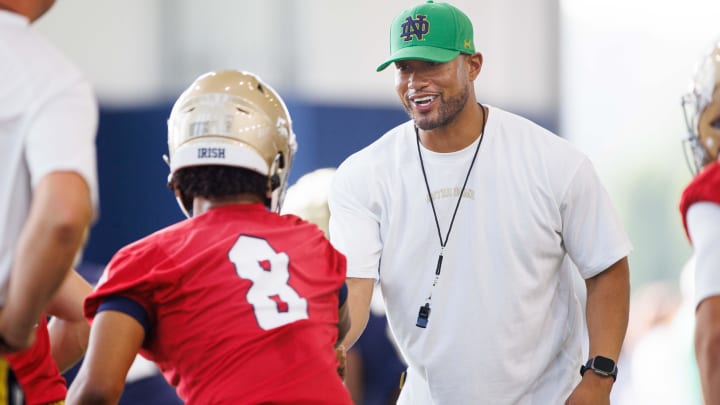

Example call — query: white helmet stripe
[171,141,269,175]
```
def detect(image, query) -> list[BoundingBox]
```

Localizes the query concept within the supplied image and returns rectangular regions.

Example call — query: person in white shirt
[329,1,632,403]
[0,0,98,355]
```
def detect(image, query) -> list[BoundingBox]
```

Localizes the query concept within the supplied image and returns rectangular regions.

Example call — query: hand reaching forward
[335,344,347,379]
[565,372,614,405]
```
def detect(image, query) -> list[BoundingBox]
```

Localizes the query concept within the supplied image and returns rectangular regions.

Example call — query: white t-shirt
[329,106,632,404]
[687,202,720,308]
[0,11,98,304]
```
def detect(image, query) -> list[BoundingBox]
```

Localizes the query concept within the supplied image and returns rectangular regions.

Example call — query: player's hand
[565,372,613,405]
[335,344,347,379]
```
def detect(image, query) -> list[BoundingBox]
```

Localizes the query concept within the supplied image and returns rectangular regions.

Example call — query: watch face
[593,356,616,372]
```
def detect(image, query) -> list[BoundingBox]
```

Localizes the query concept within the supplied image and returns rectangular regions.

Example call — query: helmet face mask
[681,92,710,174]
[166,70,297,214]
[682,42,720,175]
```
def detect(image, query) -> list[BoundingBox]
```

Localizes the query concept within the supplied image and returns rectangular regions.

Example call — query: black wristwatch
[580,356,618,381]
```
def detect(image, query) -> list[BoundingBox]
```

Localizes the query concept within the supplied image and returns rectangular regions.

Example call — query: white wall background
[560,0,720,286]
[35,0,559,117]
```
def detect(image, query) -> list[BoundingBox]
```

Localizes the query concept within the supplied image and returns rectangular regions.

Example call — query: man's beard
[405,85,470,130]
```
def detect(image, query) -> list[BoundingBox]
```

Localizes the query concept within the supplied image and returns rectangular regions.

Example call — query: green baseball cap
[376,0,475,72]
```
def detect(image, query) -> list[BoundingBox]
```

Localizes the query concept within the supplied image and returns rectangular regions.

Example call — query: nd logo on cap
[377,0,476,72]
[401,14,430,42]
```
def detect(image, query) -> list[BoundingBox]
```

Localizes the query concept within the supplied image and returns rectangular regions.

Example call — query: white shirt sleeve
[560,158,633,279]
[25,78,99,211]
[328,159,382,280]
[688,202,720,308]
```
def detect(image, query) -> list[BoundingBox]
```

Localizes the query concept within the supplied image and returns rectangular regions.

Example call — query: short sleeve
[25,78,99,213]
[328,159,383,279]
[560,158,633,279]
[680,162,720,240]
[84,244,157,329]
[688,202,720,307]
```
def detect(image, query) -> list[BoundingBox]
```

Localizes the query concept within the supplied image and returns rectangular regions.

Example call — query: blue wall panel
[83,100,408,265]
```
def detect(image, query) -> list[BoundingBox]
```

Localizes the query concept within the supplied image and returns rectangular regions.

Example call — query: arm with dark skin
[695,296,720,404]
[566,257,630,405]
[340,278,374,350]
[336,296,350,378]
[337,296,350,346]
[65,311,145,405]
[335,278,373,380]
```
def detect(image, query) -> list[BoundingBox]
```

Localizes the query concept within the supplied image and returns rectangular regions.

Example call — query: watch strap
[579,356,618,381]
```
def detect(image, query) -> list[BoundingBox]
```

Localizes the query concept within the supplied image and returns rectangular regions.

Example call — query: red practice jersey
[85,204,352,404]
[680,161,720,240]
[6,315,66,405]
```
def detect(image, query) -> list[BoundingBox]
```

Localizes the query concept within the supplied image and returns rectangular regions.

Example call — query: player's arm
[688,202,720,404]
[0,172,93,352]
[335,283,351,378]
[337,283,350,346]
[566,257,629,404]
[66,303,146,405]
[340,278,374,350]
[46,269,93,372]
[695,297,720,404]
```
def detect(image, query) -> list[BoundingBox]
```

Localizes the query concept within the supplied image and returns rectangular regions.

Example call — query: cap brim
[376,46,461,72]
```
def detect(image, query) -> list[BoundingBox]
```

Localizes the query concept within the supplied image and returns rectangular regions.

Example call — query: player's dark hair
[169,165,268,205]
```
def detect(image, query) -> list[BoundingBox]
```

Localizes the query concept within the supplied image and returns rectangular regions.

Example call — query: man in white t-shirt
[328,1,632,403]
[678,37,720,405]
[0,0,98,355]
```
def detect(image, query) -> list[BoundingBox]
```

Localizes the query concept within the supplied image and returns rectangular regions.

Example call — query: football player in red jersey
[66,70,352,405]
[678,38,720,405]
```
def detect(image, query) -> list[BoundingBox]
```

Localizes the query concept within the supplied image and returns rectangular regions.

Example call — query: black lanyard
[414,104,487,328]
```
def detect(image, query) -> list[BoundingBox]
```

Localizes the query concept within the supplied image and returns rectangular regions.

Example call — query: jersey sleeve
[84,243,158,329]
[687,202,720,307]
[680,162,720,241]
[559,158,633,279]
[328,159,383,280]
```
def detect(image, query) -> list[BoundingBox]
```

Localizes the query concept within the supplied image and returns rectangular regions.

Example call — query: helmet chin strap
[165,154,194,218]
[175,194,192,219]
[268,153,286,213]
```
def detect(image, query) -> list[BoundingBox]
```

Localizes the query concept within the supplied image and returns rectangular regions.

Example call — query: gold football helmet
[682,40,720,174]
[166,70,297,214]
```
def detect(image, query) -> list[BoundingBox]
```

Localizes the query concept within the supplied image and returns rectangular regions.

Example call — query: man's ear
[467,52,483,81]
